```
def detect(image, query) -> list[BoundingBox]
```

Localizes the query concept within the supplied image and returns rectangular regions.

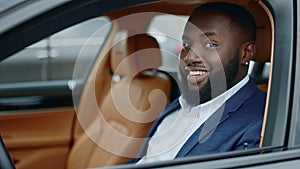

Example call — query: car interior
[0,0,274,169]
[67,31,173,169]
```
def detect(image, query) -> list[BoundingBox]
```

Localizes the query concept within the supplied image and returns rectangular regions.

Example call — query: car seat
[66,31,172,169]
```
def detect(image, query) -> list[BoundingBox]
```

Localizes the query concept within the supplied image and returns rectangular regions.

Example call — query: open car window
[0,17,111,111]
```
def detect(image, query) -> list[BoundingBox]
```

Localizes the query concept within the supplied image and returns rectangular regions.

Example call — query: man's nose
[184,49,202,63]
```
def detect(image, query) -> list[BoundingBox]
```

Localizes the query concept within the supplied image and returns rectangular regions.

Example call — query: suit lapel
[175,103,230,157]
[176,80,258,157]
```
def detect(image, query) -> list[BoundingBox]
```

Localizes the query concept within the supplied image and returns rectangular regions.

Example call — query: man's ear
[240,41,256,66]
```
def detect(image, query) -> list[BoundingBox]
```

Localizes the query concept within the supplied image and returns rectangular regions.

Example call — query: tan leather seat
[66,31,172,169]
[247,2,273,93]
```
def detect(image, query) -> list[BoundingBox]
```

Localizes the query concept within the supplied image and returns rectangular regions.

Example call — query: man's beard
[179,56,240,106]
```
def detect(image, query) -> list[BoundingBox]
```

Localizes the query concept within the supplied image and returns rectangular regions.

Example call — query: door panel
[0,109,75,169]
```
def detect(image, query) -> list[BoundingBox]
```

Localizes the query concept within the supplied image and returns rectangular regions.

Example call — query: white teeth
[189,70,207,75]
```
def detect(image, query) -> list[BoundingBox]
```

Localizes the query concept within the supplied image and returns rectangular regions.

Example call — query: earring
[184,66,190,71]
[245,62,249,66]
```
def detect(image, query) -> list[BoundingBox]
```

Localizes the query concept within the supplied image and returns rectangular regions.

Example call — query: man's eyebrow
[200,32,218,38]
[182,32,218,40]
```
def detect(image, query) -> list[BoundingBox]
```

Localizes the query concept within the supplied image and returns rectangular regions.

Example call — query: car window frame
[0,0,298,168]
[288,0,300,146]
[261,0,295,148]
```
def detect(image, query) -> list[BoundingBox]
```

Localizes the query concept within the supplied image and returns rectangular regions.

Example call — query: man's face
[179,10,243,105]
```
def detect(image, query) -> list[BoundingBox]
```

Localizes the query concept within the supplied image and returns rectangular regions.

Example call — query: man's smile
[185,66,209,84]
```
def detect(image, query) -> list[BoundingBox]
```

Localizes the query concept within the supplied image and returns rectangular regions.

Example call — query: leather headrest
[245,2,272,63]
[111,31,162,77]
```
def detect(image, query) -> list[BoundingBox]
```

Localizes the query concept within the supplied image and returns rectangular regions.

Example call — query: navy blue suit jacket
[134,79,266,161]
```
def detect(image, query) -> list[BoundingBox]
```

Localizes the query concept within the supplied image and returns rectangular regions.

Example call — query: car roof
[0,0,69,33]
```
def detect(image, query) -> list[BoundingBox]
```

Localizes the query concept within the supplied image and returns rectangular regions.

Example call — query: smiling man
[136,2,266,164]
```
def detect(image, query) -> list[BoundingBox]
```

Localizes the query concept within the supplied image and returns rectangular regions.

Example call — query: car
[0,0,299,169]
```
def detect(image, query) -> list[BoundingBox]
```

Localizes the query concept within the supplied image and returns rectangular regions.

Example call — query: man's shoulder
[241,79,267,102]
[249,80,267,104]
[236,80,267,118]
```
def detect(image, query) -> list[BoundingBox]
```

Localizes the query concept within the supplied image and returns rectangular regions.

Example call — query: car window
[1,0,298,168]
[0,17,110,83]
[0,16,112,110]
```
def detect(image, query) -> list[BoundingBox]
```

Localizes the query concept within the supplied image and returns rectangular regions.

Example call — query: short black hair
[191,2,256,42]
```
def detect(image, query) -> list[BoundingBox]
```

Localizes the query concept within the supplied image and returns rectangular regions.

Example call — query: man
[136,2,266,163]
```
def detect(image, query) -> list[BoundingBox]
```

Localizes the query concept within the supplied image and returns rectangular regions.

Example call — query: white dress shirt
[137,75,250,164]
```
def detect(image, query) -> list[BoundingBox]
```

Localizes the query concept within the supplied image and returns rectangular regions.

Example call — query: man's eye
[205,42,218,48]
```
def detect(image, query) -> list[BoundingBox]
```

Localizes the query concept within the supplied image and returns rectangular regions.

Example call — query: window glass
[0,16,111,83]
[0,16,111,110]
